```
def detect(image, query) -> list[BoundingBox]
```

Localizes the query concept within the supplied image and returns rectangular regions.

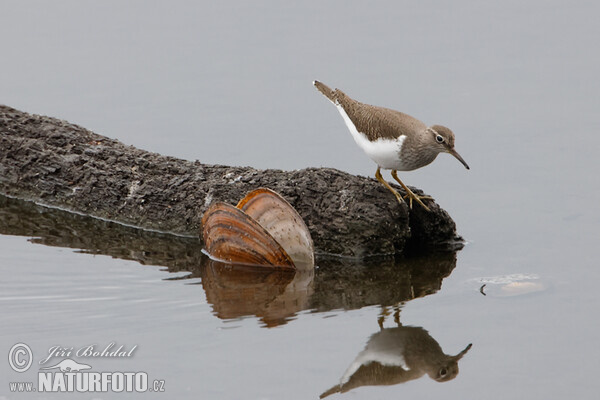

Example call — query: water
[1,1,599,398]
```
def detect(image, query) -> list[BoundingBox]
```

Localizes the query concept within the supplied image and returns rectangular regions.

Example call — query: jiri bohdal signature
[39,343,137,365]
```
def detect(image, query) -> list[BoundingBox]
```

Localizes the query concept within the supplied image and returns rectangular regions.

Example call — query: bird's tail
[313,80,338,104]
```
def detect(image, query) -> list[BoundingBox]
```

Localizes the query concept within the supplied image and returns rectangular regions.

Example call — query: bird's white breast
[340,347,409,384]
[336,105,406,170]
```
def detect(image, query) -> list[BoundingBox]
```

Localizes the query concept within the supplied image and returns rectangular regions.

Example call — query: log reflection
[0,195,459,327]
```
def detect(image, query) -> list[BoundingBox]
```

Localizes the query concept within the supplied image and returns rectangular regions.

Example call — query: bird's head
[427,125,470,170]
[429,343,473,382]
[431,362,460,382]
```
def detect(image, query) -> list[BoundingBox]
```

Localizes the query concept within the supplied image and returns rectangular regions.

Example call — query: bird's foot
[388,189,431,211]
[402,190,432,212]
[390,170,432,212]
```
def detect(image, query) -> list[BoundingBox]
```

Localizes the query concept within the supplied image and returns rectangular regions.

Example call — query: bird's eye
[436,135,444,143]
[439,368,448,377]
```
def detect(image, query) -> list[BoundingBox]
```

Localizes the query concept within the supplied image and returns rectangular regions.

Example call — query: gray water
[1,1,599,399]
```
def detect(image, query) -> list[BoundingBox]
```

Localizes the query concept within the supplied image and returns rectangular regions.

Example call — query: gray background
[1,1,599,399]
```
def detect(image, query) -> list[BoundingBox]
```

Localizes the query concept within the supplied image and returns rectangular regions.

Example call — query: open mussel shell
[237,188,314,269]
[202,202,295,270]
[201,188,314,271]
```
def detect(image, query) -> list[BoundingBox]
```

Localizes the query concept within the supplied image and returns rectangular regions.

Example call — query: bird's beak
[451,343,473,361]
[448,148,470,170]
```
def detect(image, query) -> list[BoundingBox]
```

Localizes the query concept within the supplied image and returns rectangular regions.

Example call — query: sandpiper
[313,80,469,212]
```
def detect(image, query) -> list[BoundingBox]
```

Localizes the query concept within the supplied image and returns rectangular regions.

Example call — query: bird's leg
[391,170,431,212]
[375,167,404,205]
[393,305,401,326]
[378,305,392,329]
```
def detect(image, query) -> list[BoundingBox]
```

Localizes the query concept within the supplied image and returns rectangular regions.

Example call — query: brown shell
[237,188,314,269]
[201,202,295,270]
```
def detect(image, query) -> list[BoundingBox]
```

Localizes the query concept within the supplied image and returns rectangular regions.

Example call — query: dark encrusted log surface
[0,105,461,257]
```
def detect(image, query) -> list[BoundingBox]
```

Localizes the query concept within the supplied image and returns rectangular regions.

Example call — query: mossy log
[0,105,461,257]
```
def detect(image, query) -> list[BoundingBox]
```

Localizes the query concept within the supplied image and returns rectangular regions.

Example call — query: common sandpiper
[313,80,469,211]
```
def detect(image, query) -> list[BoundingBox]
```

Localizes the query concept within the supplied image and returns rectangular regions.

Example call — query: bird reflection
[320,312,472,398]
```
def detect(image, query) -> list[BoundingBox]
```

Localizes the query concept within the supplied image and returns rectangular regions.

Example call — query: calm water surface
[1,1,599,399]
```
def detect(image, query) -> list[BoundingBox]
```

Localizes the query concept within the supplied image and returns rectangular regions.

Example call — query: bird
[313,80,469,212]
[320,324,472,398]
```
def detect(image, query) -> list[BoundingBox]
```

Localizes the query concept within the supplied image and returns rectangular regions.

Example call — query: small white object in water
[470,273,546,297]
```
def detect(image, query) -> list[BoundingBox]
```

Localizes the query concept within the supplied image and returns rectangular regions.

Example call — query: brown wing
[335,91,427,141]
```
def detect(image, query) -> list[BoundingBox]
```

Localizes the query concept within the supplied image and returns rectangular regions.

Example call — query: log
[0,105,462,257]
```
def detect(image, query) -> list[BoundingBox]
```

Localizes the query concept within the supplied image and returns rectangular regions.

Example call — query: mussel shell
[202,202,295,270]
[237,188,314,269]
